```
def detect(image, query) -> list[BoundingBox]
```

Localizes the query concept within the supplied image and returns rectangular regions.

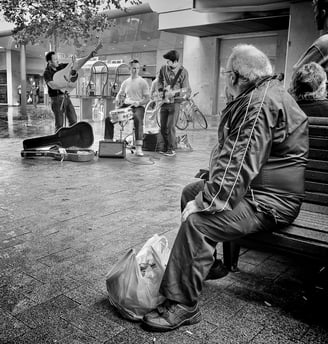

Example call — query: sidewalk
[0,106,327,344]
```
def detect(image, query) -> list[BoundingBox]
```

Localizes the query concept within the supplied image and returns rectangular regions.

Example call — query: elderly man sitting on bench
[141,44,309,332]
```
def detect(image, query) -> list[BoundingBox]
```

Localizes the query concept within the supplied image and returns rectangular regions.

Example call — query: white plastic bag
[106,234,170,321]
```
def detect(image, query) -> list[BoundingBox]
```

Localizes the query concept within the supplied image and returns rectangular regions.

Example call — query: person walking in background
[30,82,39,108]
[43,51,77,132]
[104,59,150,156]
[290,61,328,116]
[142,44,309,332]
[17,84,21,105]
[157,50,191,157]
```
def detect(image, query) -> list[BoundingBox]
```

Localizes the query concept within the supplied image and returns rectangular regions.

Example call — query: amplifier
[98,140,126,158]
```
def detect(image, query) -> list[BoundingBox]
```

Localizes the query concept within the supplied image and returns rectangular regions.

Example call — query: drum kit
[109,106,134,124]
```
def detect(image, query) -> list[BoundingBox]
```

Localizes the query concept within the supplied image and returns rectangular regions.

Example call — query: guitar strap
[170,67,183,89]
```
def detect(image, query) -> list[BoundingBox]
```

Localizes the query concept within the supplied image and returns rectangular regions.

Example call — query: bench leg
[223,241,241,272]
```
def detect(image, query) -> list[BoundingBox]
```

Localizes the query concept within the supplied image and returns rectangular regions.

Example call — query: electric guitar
[151,88,188,106]
[162,87,188,104]
[52,39,103,93]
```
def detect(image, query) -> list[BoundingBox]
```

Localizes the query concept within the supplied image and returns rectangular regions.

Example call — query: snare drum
[109,107,133,123]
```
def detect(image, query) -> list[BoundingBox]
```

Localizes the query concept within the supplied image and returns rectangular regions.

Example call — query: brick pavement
[0,107,327,343]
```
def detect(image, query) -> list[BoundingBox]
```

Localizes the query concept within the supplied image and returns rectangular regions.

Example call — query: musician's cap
[45,51,55,62]
[163,50,179,62]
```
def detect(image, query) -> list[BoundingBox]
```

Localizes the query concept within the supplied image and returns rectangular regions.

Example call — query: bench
[222,117,328,271]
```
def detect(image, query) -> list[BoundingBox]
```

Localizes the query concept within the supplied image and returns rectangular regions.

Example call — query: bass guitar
[21,148,95,162]
[22,121,94,150]
[53,39,103,93]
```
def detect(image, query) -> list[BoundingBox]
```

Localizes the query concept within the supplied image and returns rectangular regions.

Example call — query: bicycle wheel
[176,108,188,130]
[193,107,208,129]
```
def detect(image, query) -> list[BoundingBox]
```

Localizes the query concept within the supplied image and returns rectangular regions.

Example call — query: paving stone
[201,291,248,323]
[122,327,205,344]
[15,294,80,328]
[0,308,29,341]
[58,329,103,344]
[64,284,108,310]
[0,285,36,315]
[5,318,77,344]
[239,248,272,266]
[177,319,218,341]
[206,316,264,343]
[300,325,328,343]
[102,327,153,344]
[236,301,309,341]
[251,328,300,343]
[60,305,124,342]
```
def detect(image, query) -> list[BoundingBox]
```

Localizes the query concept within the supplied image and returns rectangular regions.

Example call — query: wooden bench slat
[278,225,328,242]
[309,137,328,148]
[309,125,328,137]
[304,191,328,205]
[307,159,328,171]
[301,202,328,214]
[294,210,328,231]
[308,117,328,125]
[309,148,328,161]
[305,170,328,183]
[305,180,328,193]
[237,233,328,260]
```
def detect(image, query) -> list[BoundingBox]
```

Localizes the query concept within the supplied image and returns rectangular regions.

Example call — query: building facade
[0,0,319,118]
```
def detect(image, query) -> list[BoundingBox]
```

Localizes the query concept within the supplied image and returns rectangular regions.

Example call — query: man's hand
[181,200,201,222]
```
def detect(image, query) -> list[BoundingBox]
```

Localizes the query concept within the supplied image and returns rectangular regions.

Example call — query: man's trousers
[159,180,276,306]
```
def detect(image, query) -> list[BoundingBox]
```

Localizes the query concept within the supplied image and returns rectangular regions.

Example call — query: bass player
[43,46,99,132]
[158,50,191,157]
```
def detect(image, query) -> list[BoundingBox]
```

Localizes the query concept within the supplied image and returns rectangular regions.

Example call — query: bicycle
[176,92,208,130]
[144,91,208,130]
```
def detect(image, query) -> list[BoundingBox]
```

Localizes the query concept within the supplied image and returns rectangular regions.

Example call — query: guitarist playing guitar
[158,49,191,157]
[43,39,102,132]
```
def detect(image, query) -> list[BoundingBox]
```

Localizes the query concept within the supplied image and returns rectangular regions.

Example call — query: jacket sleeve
[293,45,323,72]
[195,101,274,212]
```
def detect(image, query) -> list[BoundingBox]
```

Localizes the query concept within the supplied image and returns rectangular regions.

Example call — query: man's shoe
[164,150,176,157]
[205,259,229,280]
[142,300,201,332]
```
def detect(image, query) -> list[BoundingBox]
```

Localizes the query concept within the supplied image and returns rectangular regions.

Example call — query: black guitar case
[23,122,94,150]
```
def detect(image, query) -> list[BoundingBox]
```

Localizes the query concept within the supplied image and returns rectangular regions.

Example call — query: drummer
[104,59,150,156]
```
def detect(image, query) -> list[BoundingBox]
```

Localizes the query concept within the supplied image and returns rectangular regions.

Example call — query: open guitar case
[21,121,96,162]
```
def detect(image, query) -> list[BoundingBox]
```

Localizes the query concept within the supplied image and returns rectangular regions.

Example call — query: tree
[0,0,140,115]
[0,0,141,48]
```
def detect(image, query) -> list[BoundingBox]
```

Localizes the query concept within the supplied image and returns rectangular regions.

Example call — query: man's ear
[231,71,239,86]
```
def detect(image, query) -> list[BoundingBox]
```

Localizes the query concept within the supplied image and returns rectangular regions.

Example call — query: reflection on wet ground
[0,105,220,143]
[0,105,55,139]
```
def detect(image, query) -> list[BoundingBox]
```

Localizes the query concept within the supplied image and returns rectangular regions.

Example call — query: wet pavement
[0,105,328,343]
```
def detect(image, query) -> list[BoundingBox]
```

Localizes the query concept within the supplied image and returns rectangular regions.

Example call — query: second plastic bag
[106,234,170,321]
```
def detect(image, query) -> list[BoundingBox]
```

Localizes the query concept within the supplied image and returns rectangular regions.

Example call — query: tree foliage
[0,0,141,47]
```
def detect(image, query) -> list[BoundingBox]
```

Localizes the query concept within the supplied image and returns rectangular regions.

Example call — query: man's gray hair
[227,44,273,83]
